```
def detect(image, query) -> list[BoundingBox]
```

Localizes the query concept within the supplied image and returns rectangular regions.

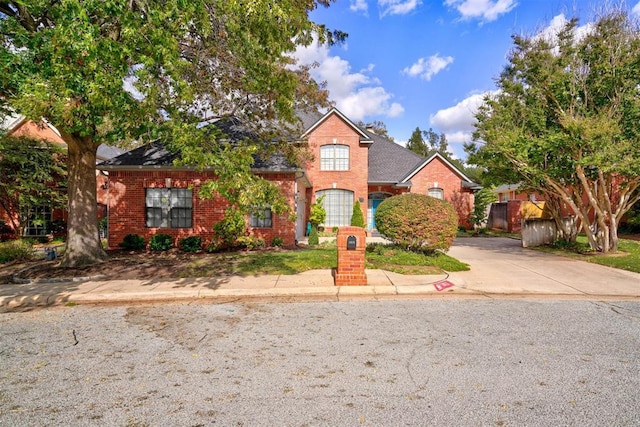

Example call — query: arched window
[316,189,354,227]
[320,144,349,171]
[428,188,444,199]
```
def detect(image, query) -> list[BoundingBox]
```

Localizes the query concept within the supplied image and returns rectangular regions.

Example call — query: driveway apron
[447,237,640,297]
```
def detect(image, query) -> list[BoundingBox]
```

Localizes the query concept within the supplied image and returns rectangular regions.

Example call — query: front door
[372,199,383,229]
[368,199,384,230]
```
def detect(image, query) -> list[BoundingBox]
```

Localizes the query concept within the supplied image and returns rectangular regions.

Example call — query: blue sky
[294,0,640,159]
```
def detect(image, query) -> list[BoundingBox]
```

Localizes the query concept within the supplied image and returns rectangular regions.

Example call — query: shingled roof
[98,118,300,172]
[366,130,424,184]
[98,110,479,188]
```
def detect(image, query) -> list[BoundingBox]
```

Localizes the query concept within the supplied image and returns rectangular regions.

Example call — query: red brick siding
[105,170,297,249]
[335,226,367,286]
[367,185,405,197]
[304,114,369,221]
[507,200,523,233]
[249,173,296,246]
[407,157,474,228]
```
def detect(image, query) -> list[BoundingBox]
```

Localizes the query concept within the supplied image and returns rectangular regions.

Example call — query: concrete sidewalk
[0,269,461,311]
[1,237,639,311]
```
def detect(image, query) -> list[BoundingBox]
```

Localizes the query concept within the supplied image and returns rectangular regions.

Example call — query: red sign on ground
[434,280,455,292]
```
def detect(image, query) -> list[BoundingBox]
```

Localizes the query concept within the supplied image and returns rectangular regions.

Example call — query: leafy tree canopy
[0,0,344,266]
[467,10,640,252]
[406,127,451,158]
[0,134,67,236]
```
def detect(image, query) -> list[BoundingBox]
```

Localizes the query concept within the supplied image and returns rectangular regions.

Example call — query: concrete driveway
[447,237,640,297]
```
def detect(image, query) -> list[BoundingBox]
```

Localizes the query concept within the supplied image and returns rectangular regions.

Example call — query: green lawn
[183,241,469,277]
[536,236,640,273]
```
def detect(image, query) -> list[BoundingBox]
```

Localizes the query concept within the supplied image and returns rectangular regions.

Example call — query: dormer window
[320,144,349,171]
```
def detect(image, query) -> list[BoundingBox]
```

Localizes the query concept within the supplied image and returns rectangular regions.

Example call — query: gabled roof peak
[401,151,474,184]
[302,107,373,143]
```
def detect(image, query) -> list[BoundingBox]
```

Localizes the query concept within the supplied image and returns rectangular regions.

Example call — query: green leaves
[1,0,342,265]
[0,135,67,234]
[375,194,458,252]
[470,10,640,252]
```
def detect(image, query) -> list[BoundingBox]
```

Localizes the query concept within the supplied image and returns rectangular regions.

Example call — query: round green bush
[119,234,146,251]
[179,236,203,252]
[149,234,173,251]
[374,193,458,251]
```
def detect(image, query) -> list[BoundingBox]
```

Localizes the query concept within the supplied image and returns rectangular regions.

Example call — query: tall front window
[316,189,353,227]
[146,188,192,228]
[320,144,349,171]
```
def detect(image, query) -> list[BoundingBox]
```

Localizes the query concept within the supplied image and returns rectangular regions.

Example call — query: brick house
[0,114,122,237]
[98,139,303,248]
[98,108,478,248]
[486,184,547,233]
[300,108,478,233]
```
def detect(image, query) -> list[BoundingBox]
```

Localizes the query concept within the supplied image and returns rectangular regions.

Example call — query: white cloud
[444,0,517,22]
[429,92,493,151]
[379,0,421,17]
[402,54,454,81]
[633,2,640,16]
[387,102,405,117]
[293,40,403,121]
[533,13,594,47]
[350,0,368,13]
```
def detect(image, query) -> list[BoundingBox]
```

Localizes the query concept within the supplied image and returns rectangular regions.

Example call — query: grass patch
[0,240,35,263]
[235,246,337,275]
[537,236,640,273]
[365,243,469,274]
[457,228,521,239]
[179,241,468,276]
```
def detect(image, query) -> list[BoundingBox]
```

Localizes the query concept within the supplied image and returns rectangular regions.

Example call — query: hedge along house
[98,108,479,249]
[300,108,479,232]
[97,120,309,249]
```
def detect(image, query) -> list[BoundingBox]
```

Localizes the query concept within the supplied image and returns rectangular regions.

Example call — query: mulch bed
[3,250,225,282]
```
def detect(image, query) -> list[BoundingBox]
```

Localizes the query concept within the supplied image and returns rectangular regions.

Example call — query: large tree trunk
[60,135,107,267]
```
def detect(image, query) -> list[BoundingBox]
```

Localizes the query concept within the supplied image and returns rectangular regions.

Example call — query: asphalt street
[1,299,639,426]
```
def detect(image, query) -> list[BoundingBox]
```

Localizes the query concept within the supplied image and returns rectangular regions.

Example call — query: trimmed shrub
[271,236,284,247]
[237,236,265,250]
[374,193,458,251]
[309,195,326,227]
[351,200,366,228]
[179,236,203,252]
[204,241,222,253]
[149,234,173,251]
[308,224,319,246]
[213,208,246,247]
[119,234,146,250]
[0,240,34,263]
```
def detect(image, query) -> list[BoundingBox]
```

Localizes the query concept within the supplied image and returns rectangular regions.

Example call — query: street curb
[3,286,640,313]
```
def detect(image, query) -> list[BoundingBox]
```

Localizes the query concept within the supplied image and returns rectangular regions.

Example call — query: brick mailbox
[335,226,367,286]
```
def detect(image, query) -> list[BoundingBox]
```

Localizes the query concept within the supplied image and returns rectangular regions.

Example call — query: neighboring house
[488,184,548,233]
[98,108,478,249]
[0,114,123,237]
